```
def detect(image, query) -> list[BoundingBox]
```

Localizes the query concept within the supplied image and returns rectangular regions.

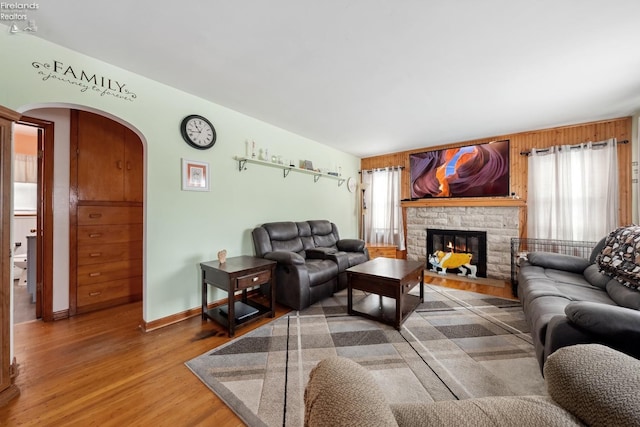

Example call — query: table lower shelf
[349,293,421,329]
[204,300,272,332]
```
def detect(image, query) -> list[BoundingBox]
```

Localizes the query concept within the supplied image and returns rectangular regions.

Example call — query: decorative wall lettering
[31,59,138,102]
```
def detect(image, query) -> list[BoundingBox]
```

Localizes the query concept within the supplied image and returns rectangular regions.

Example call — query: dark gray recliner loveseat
[518,225,640,372]
[252,220,369,310]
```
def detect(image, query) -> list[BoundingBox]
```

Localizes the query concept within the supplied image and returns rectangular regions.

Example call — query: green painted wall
[1,29,361,322]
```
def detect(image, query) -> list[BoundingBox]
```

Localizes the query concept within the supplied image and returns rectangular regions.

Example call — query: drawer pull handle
[89,291,101,297]
[89,233,102,238]
[89,213,102,219]
[253,277,258,282]
[90,253,102,257]
[89,272,101,277]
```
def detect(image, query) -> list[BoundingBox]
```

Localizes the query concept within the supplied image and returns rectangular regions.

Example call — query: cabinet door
[76,111,125,202]
[123,127,143,203]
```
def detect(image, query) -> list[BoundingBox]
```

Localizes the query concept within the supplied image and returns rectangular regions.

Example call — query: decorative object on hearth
[428,250,478,278]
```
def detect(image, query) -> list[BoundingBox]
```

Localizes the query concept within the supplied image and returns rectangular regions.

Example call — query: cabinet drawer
[236,269,271,290]
[78,241,143,266]
[78,224,143,244]
[78,206,143,226]
[77,278,142,307]
[77,259,142,285]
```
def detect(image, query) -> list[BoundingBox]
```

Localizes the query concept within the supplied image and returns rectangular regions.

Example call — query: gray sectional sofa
[518,225,640,371]
[252,220,369,310]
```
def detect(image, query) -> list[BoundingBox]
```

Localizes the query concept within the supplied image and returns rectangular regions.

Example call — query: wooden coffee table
[346,258,424,330]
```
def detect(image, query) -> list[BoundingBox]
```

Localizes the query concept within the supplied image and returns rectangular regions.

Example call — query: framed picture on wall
[182,158,210,191]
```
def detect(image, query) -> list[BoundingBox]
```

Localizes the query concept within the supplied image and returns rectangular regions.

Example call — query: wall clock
[180,115,217,149]
[347,177,357,193]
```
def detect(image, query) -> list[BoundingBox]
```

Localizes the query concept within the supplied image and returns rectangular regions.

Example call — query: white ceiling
[25,0,640,157]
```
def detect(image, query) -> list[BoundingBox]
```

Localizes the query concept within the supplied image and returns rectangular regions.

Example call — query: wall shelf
[234,156,345,186]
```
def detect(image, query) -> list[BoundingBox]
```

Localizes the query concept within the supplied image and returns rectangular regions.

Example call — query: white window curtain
[527,138,618,241]
[362,167,405,250]
[14,153,37,183]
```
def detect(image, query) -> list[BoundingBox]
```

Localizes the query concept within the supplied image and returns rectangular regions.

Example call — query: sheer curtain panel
[527,139,618,241]
[362,167,405,250]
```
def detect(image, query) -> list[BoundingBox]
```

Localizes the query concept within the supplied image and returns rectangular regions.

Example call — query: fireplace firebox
[426,229,487,278]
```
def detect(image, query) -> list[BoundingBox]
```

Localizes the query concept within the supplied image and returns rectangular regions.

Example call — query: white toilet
[13,253,27,283]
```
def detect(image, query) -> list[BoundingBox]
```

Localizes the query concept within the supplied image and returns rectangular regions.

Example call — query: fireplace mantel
[401,198,526,208]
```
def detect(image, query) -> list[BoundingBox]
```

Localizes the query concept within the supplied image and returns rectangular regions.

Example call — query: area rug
[186,285,544,427]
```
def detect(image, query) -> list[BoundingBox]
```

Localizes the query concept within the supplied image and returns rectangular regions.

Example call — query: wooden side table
[200,256,276,336]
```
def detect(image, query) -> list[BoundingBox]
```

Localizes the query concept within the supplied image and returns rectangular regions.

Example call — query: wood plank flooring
[0,276,515,426]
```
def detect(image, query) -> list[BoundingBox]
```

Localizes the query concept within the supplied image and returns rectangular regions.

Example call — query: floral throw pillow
[596,225,640,291]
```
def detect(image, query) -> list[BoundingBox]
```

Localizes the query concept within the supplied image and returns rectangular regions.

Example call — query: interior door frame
[0,105,21,405]
[17,116,55,322]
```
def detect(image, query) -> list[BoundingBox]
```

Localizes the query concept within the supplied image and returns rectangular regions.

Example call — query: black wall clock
[180,115,217,149]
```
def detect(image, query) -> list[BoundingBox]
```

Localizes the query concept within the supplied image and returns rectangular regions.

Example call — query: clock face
[181,115,217,149]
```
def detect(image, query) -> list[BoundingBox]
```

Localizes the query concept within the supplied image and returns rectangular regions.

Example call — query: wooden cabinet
[71,111,143,314]
[366,244,397,259]
[76,111,143,202]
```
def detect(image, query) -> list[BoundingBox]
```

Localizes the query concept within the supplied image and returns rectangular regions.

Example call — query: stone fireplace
[406,205,520,281]
[426,228,487,278]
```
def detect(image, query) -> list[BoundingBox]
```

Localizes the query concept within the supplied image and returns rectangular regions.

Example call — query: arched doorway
[17,105,145,320]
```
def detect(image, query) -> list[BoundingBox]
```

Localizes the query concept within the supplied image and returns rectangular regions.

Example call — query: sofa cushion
[305,259,339,286]
[597,225,640,290]
[264,222,305,254]
[553,282,614,305]
[606,280,640,310]
[543,269,591,288]
[309,220,338,249]
[583,264,611,289]
[527,252,591,274]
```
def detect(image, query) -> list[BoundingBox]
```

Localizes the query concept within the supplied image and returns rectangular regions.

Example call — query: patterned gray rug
[186,285,545,427]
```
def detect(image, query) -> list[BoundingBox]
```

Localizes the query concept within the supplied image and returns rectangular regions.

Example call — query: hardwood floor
[0,276,515,426]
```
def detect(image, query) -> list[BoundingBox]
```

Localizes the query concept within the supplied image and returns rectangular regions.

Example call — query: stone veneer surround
[406,206,520,280]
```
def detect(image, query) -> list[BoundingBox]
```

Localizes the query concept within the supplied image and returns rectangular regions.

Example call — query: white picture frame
[182,158,210,191]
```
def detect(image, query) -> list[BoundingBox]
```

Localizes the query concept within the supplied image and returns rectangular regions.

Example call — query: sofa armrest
[305,357,399,427]
[337,239,365,253]
[527,251,591,274]
[264,251,305,265]
[544,344,640,427]
[565,301,640,338]
[306,247,337,259]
